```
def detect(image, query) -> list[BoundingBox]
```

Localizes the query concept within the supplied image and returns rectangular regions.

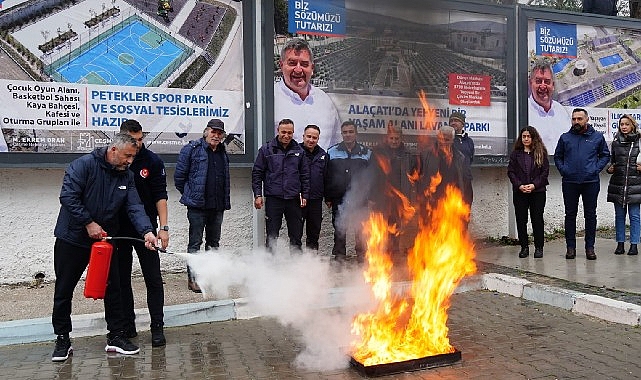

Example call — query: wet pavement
[3,290,641,379]
[3,237,641,379]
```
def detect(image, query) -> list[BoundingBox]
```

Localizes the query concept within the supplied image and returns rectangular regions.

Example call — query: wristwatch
[160,225,169,231]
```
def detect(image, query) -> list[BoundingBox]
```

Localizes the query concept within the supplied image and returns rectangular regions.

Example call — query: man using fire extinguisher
[51,133,157,362]
[116,119,169,347]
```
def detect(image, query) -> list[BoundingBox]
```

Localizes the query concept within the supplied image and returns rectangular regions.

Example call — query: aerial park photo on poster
[0,0,245,154]
[275,0,509,156]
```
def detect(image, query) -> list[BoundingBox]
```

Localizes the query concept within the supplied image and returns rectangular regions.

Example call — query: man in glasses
[116,119,169,347]
[527,58,571,151]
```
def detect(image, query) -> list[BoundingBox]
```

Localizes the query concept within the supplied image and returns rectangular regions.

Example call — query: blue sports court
[599,53,623,67]
[54,17,191,87]
[552,58,570,73]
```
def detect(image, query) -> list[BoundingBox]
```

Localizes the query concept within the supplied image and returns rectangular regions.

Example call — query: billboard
[274,0,509,156]
[0,0,245,155]
[527,18,641,150]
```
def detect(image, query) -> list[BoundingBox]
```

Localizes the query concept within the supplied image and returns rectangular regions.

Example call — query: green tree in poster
[274,0,289,36]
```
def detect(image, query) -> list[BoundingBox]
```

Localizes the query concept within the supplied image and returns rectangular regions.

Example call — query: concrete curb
[1,272,640,346]
[483,273,641,326]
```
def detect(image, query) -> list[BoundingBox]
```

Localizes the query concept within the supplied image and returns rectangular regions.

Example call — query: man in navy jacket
[51,133,156,362]
[300,124,327,251]
[252,118,310,252]
[554,108,610,260]
[175,119,231,292]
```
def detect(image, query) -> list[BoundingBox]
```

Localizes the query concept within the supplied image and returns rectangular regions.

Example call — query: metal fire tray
[350,349,461,377]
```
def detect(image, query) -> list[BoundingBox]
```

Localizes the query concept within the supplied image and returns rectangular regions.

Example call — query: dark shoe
[51,334,72,362]
[586,248,597,260]
[565,247,576,259]
[105,333,140,355]
[533,247,543,258]
[518,246,529,258]
[628,244,638,256]
[188,279,202,293]
[151,325,166,347]
[614,242,625,255]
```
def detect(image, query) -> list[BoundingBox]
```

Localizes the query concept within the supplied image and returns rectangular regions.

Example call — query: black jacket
[300,143,327,200]
[252,137,310,200]
[607,132,641,205]
[369,143,421,207]
[119,145,168,235]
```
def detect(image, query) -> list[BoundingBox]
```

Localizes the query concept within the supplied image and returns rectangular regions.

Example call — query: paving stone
[4,290,641,379]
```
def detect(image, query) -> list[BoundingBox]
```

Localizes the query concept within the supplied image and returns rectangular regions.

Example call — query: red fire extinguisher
[84,238,114,300]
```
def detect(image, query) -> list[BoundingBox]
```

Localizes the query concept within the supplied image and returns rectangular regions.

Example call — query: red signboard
[448,73,491,106]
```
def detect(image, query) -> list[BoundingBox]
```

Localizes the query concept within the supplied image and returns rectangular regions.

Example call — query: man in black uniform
[117,120,169,347]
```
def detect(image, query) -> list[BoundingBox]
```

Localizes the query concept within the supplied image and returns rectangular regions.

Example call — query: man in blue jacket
[175,119,231,292]
[325,121,372,263]
[51,133,157,362]
[116,119,169,347]
[252,118,310,252]
[300,124,327,251]
[554,108,610,260]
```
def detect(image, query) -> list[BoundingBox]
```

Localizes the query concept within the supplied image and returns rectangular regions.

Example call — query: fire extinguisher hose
[103,236,174,254]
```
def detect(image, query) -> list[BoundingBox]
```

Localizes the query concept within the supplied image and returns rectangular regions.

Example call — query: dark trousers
[116,240,165,328]
[265,196,303,251]
[331,199,365,260]
[513,190,546,249]
[52,238,124,335]
[302,198,323,250]
[562,181,600,249]
[187,207,224,252]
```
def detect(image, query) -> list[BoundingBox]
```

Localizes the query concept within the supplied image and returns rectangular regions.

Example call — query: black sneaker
[51,334,73,362]
[105,333,140,355]
[151,326,166,347]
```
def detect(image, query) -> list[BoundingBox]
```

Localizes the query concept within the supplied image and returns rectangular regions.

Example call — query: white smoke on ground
[186,247,375,371]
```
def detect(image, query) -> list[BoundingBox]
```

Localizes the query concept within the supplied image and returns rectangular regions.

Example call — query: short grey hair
[280,38,314,62]
[439,125,455,138]
[529,58,554,83]
[110,133,137,149]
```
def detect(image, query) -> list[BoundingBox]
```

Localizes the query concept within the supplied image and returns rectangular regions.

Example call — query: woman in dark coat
[507,126,550,258]
[606,114,641,255]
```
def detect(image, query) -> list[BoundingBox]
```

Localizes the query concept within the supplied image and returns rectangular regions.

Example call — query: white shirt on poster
[274,80,341,150]
[528,94,571,153]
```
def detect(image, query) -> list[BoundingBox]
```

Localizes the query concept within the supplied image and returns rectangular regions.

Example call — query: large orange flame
[350,93,476,366]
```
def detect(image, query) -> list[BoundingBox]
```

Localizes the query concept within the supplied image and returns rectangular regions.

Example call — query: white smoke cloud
[186,247,376,371]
